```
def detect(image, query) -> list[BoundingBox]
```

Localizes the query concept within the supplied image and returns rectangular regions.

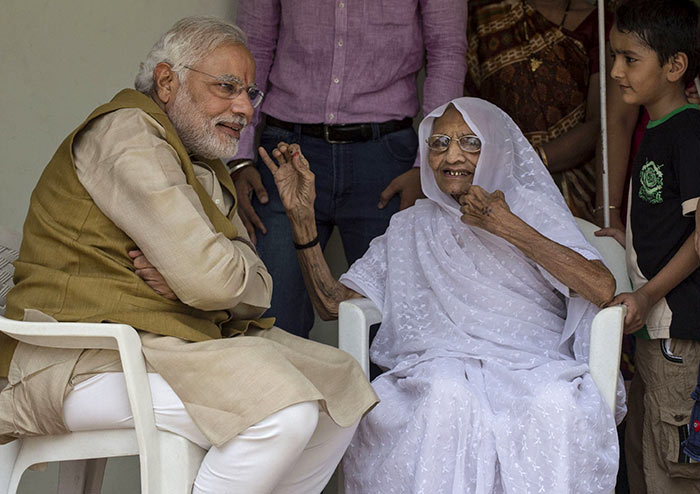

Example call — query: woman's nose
[444,140,466,163]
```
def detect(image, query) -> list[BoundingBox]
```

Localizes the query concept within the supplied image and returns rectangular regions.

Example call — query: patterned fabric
[466,0,605,221]
[341,98,623,493]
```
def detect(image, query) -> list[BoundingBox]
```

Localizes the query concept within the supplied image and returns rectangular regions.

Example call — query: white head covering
[342,95,618,364]
[419,97,593,258]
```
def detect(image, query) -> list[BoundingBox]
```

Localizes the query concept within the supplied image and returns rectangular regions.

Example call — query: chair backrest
[0,226,20,317]
[0,227,20,494]
[574,217,630,294]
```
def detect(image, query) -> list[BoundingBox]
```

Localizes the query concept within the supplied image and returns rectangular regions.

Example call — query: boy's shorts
[627,337,700,492]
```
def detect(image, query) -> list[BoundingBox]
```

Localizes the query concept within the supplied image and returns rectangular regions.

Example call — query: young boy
[604,0,700,491]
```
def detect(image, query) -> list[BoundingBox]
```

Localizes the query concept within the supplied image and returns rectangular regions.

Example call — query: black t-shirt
[630,104,700,340]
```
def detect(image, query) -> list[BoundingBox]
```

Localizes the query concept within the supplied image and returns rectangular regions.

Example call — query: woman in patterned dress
[465,0,610,221]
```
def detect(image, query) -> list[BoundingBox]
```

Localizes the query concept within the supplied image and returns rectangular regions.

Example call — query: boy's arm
[611,233,700,333]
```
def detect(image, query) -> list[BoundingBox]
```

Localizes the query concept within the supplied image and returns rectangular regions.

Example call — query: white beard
[167,83,245,159]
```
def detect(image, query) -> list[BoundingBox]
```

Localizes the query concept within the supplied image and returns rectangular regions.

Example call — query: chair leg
[84,458,107,494]
[0,440,21,494]
[58,458,107,494]
[156,432,206,494]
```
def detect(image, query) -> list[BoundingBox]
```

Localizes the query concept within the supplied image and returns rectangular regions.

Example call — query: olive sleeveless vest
[1,89,273,377]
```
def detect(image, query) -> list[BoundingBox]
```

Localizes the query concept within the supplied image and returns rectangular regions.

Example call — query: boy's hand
[608,290,651,334]
[594,227,625,248]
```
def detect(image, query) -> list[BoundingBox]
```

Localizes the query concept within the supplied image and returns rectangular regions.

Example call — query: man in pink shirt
[231,0,467,337]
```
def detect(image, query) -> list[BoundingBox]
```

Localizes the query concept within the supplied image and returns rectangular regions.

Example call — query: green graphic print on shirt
[639,158,664,204]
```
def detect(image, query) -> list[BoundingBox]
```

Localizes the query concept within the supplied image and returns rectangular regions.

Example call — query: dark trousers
[253,123,417,338]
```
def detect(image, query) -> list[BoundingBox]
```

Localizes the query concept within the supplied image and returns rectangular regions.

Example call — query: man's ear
[666,52,689,83]
[153,62,178,105]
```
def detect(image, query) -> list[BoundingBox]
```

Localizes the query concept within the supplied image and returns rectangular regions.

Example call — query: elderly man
[0,17,376,494]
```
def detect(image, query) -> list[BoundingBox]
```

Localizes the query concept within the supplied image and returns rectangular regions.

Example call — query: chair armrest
[338,298,381,377]
[337,298,626,415]
[574,218,631,294]
[0,315,159,463]
[588,305,626,413]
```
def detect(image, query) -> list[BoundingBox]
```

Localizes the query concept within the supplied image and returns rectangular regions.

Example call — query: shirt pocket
[367,0,417,25]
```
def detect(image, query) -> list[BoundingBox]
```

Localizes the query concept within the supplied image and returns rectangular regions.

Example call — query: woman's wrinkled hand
[458,186,511,233]
[259,142,316,221]
[128,249,178,301]
[607,290,651,334]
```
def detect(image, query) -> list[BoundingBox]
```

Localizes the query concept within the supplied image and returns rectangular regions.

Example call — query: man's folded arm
[73,108,272,312]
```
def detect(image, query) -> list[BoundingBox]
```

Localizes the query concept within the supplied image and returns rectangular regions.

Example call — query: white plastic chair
[0,224,207,494]
[0,318,207,494]
[338,217,627,414]
[0,225,21,316]
[575,217,630,411]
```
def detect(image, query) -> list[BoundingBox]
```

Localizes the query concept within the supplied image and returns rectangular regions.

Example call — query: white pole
[598,1,610,227]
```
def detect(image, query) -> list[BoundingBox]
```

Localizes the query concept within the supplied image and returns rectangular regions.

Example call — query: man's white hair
[134,16,247,95]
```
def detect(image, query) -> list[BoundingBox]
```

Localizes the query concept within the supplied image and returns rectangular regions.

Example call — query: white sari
[341,98,623,493]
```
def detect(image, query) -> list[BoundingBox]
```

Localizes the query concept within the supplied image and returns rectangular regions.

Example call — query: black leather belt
[265,115,413,144]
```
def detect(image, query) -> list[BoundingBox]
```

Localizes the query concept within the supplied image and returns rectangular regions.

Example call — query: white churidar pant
[62,372,357,494]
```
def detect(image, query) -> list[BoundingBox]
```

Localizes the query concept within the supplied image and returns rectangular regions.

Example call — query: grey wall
[0,0,236,232]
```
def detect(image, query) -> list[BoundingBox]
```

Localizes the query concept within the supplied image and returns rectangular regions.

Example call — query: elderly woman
[262,97,622,492]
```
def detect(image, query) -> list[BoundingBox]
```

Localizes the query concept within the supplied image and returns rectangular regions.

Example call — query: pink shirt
[234,0,467,161]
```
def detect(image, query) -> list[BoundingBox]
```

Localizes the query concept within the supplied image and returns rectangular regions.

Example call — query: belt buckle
[323,125,352,144]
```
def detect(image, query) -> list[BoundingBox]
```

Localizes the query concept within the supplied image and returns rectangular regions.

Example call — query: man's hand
[129,249,178,301]
[259,142,316,221]
[458,186,511,234]
[608,290,651,334]
[594,227,626,248]
[378,168,424,211]
[232,165,269,244]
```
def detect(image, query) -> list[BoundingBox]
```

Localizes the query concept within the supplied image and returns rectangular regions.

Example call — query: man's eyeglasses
[426,134,481,153]
[182,65,264,108]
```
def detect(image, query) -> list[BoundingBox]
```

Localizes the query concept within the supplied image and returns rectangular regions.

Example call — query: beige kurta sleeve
[72,108,272,313]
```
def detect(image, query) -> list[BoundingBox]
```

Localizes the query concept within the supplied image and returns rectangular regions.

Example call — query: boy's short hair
[616,0,700,85]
